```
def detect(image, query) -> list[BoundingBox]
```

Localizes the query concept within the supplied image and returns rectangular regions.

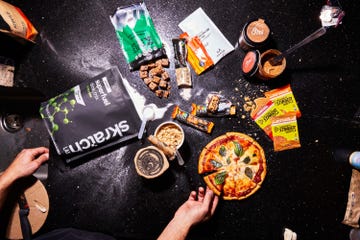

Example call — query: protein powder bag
[40,66,141,163]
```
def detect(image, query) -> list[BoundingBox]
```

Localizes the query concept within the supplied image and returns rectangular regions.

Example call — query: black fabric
[33,228,116,240]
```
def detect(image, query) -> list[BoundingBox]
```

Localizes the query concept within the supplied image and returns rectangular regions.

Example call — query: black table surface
[3,0,360,239]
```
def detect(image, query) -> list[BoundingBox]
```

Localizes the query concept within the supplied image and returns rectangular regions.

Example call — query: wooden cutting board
[5,178,49,240]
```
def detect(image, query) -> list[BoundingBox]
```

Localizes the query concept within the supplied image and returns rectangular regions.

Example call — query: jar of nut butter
[238,18,270,51]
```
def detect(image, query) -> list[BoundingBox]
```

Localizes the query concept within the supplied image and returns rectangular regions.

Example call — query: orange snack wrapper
[0,0,38,43]
[271,114,301,151]
[180,32,213,75]
[264,84,301,118]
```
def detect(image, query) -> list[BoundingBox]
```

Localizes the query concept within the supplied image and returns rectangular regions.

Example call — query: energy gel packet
[179,32,213,75]
[271,114,301,151]
[251,99,282,139]
[171,105,214,133]
[191,92,236,117]
[110,2,166,71]
[264,84,301,118]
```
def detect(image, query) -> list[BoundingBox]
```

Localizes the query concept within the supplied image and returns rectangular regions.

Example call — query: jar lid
[242,50,260,77]
[244,18,270,45]
[134,146,169,179]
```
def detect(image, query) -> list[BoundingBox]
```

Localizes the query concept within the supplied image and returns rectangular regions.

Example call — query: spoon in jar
[138,105,155,140]
[269,4,345,66]
[269,27,327,66]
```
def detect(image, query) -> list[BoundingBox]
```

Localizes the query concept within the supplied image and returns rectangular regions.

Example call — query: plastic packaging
[40,67,141,163]
[0,0,38,43]
[191,92,236,117]
[110,2,166,71]
[179,32,213,75]
[171,105,214,134]
[178,7,234,64]
[271,114,301,151]
[264,84,301,118]
[172,38,192,87]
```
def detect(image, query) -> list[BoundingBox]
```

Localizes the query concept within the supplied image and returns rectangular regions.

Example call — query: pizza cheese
[198,132,266,200]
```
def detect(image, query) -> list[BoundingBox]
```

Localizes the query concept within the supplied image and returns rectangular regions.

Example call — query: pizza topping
[243,156,251,164]
[245,167,253,179]
[233,141,243,157]
[215,171,227,185]
[219,145,227,156]
[211,160,223,168]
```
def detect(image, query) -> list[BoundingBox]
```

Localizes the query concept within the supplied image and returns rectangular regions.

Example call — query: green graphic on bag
[110,2,166,70]
[40,88,77,134]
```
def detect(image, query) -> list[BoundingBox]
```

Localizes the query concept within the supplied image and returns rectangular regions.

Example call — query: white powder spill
[121,74,173,120]
[179,88,192,101]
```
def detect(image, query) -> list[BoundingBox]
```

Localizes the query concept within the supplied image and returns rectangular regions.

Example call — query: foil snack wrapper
[110,2,166,71]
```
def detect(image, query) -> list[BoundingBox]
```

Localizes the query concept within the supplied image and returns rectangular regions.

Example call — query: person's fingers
[197,187,205,202]
[203,187,214,207]
[188,191,197,201]
[29,147,49,158]
[210,195,219,216]
[34,152,49,165]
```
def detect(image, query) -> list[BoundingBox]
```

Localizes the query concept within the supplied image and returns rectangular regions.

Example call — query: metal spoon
[269,27,327,66]
[138,105,155,140]
[175,149,185,166]
[269,4,345,66]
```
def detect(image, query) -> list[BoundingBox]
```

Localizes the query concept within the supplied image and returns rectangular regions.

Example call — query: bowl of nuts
[154,121,185,150]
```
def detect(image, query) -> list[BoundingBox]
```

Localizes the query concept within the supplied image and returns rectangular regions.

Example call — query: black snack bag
[40,66,141,163]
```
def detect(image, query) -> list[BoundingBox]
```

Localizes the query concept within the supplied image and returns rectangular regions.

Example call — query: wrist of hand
[1,168,19,187]
[172,213,194,231]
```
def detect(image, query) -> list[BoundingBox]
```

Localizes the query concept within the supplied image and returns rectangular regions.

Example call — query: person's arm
[0,147,49,210]
[157,187,219,240]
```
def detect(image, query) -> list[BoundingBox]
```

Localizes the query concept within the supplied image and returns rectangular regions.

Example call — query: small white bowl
[154,121,185,150]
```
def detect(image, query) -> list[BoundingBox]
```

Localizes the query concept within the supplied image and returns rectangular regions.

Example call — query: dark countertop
[3,0,360,239]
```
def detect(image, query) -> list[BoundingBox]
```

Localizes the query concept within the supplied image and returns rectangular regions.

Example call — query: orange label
[242,51,257,74]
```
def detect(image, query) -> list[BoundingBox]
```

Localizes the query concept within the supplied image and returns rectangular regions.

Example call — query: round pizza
[198,132,266,200]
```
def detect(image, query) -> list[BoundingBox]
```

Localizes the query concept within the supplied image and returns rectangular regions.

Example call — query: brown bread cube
[156,59,163,67]
[155,90,164,98]
[148,82,158,91]
[139,71,148,79]
[140,65,148,71]
[159,80,168,89]
[161,71,170,81]
[152,76,161,84]
[147,63,156,69]
[143,77,152,85]
[163,90,170,98]
[161,58,169,67]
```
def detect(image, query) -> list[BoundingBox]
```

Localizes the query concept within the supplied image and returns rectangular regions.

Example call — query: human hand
[4,147,49,182]
[174,186,219,228]
[157,186,219,240]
